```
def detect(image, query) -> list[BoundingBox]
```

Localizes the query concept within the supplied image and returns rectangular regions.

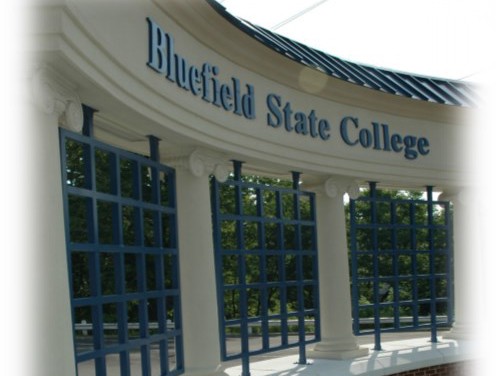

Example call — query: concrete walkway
[76,332,480,375]
[223,335,479,376]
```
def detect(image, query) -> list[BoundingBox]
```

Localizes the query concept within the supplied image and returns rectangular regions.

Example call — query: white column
[441,188,480,340]
[26,66,84,376]
[309,177,369,359]
[171,150,230,375]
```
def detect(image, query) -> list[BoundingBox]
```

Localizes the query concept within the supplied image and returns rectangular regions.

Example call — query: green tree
[347,188,451,318]
[64,137,175,324]
[217,174,317,320]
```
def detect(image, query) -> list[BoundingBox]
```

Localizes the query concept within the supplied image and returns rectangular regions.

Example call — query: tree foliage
[65,135,451,327]
[216,174,316,321]
[347,189,452,318]
[65,138,177,325]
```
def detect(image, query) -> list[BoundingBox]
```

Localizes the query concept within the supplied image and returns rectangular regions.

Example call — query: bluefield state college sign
[146,17,430,161]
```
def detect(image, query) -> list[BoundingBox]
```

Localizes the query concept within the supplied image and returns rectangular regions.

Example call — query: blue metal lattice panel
[211,162,320,375]
[60,116,184,376]
[349,183,453,351]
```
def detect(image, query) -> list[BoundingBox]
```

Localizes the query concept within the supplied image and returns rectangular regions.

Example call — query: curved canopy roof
[207,0,479,107]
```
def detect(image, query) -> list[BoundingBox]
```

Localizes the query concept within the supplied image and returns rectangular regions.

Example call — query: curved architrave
[30,0,473,189]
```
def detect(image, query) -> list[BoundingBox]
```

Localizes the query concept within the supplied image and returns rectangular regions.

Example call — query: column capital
[439,186,474,206]
[306,176,360,199]
[166,149,231,182]
[30,64,84,132]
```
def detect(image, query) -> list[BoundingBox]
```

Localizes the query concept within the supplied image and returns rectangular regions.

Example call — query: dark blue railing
[211,162,320,376]
[350,183,453,351]
[60,106,184,376]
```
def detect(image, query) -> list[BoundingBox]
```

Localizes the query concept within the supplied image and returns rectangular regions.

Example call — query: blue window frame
[60,111,184,376]
[350,183,453,350]
[211,161,320,376]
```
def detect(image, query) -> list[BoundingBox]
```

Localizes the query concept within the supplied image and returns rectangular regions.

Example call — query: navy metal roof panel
[206,0,478,107]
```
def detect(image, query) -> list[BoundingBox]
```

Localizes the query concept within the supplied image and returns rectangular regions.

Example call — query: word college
[146,17,430,160]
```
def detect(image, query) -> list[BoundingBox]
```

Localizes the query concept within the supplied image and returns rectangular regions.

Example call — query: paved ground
[224,334,478,376]
[77,330,452,375]
[222,329,437,366]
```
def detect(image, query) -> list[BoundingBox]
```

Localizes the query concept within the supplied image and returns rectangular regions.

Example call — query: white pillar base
[183,365,229,376]
[307,342,369,360]
[310,339,369,360]
[443,322,476,340]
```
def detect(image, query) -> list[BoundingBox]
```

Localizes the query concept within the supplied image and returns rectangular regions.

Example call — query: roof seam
[206,0,478,108]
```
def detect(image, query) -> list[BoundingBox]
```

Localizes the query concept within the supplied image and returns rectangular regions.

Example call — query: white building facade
[25,1,480,375]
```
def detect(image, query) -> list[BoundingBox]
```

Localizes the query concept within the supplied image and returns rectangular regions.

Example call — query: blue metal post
[446,202,455,325]
[391,201,400,330]
[292,172,307,365]
[233,161,251,376]
[349,199,360,335]
[257,186,271,352]
[276,190,289,347]
[370,182,382,351]
[82,108,106,375]
[410,202,419,327]
[82,104,97,138]
[310,192,321,341]
[210,177,228,360]
[427,186,438,343]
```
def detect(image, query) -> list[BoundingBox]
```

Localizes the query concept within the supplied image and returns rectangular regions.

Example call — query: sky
[218,0,496,83]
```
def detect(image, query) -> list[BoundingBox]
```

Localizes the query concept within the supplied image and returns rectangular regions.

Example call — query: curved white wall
[31,0,473,188]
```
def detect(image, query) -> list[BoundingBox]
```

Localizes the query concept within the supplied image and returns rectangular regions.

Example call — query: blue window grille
[211,161,320,376]
[350,182,453,350]
[60,107,184,376]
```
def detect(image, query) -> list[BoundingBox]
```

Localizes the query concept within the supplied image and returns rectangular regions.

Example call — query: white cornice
[161,0,472,124]
[28,0,470,190]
